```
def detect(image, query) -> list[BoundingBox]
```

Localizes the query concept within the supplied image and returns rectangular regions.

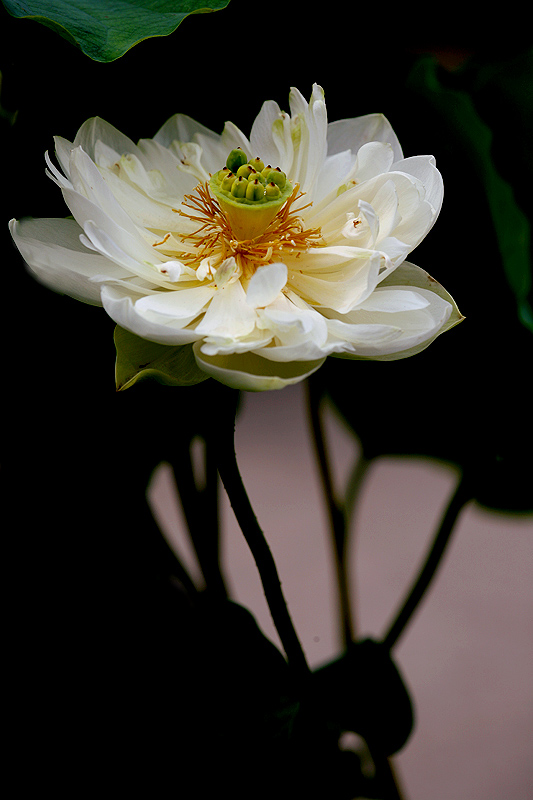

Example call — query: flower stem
[383,473,472,650]
[307,378,356,648]
[170,438,227,600]
[213,389,311,681]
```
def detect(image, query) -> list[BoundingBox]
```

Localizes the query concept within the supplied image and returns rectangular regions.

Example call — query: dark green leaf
[3,0,231,62]
[114,325,209,390]
[407,56,532,334]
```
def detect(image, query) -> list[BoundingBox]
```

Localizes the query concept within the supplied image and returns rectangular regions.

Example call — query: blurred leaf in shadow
[322,51,533,513]
[181,603,406,798]
[312,639,414,757]
[407,54,532,334]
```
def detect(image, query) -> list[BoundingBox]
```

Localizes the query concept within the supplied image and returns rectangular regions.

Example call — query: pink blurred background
[149,383,533,800]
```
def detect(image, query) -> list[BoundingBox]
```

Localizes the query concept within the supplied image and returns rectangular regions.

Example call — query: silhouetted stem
[383,473,472,650]
[170,440,227,600]
[214,390,311,681]
[307,379,356,647]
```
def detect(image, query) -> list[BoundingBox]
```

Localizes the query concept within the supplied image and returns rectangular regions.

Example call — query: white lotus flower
[9,84,461,391]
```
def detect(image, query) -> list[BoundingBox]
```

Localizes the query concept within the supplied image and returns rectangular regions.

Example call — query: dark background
[2,2,532,795]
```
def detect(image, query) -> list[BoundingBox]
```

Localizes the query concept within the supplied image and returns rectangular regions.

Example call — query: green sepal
[114,325,209,390]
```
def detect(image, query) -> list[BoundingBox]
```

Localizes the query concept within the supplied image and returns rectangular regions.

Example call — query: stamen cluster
[176,181,323,277]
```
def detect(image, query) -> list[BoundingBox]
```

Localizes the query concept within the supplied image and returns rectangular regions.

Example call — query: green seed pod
[249,156,265,172]
[209,153,294,240]
[266,167,286,189]
[221,171,237,192]
[236,163,256,179]
[230,176,248,198]
[265,181,281,199]
[246,178,265,201]
[226,148,248,173]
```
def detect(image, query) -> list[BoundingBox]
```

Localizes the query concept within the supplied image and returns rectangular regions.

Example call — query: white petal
[154,113,220,150]
[66,148,156,244]
[9,217,124,305]
[45,151,71,190]
[286,244,377,272]
[358,200,379,244]
[249,99,287,168]
[287,250,382,313]
[310,170,434,253]
[376,237,411,269]
[136,138,198,196]
[366,179,401,241]
[74,117,139,163]
[169,140,210,182]
[80,220,171,289]
[288,84,328,196]
[93,140,122,169]
[323,261,456,358]
[246,262,288,308]
[154,113,227,175]
[350,141,394,183]
[214,257,240,289]
[54,136,75,178]
[193,343,325,391]
[314,149,354,203]
[101,284,202,345]
[60,185,160,272]
[357,287,430,313]
[326,318,403,350]
[135,284,214,318]
[327,113,403,162]
[255,293,330,360]
[195,280,257,339]
[97,162,187,231]
[220,121,251,158]
[199,331,273,356]
[392,155,444,218]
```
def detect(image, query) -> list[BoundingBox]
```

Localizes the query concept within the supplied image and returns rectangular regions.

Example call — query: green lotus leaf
[3,0,231,62]
[114,325,209,390]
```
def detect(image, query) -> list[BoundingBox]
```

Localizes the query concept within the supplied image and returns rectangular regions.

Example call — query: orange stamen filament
[156,182,324,279]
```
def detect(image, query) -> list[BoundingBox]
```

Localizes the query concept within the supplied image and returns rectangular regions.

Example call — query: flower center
[209,148,294,240]
[157,148,324,280]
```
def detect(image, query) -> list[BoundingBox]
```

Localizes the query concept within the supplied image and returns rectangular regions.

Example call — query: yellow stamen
[169,182,324,279]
